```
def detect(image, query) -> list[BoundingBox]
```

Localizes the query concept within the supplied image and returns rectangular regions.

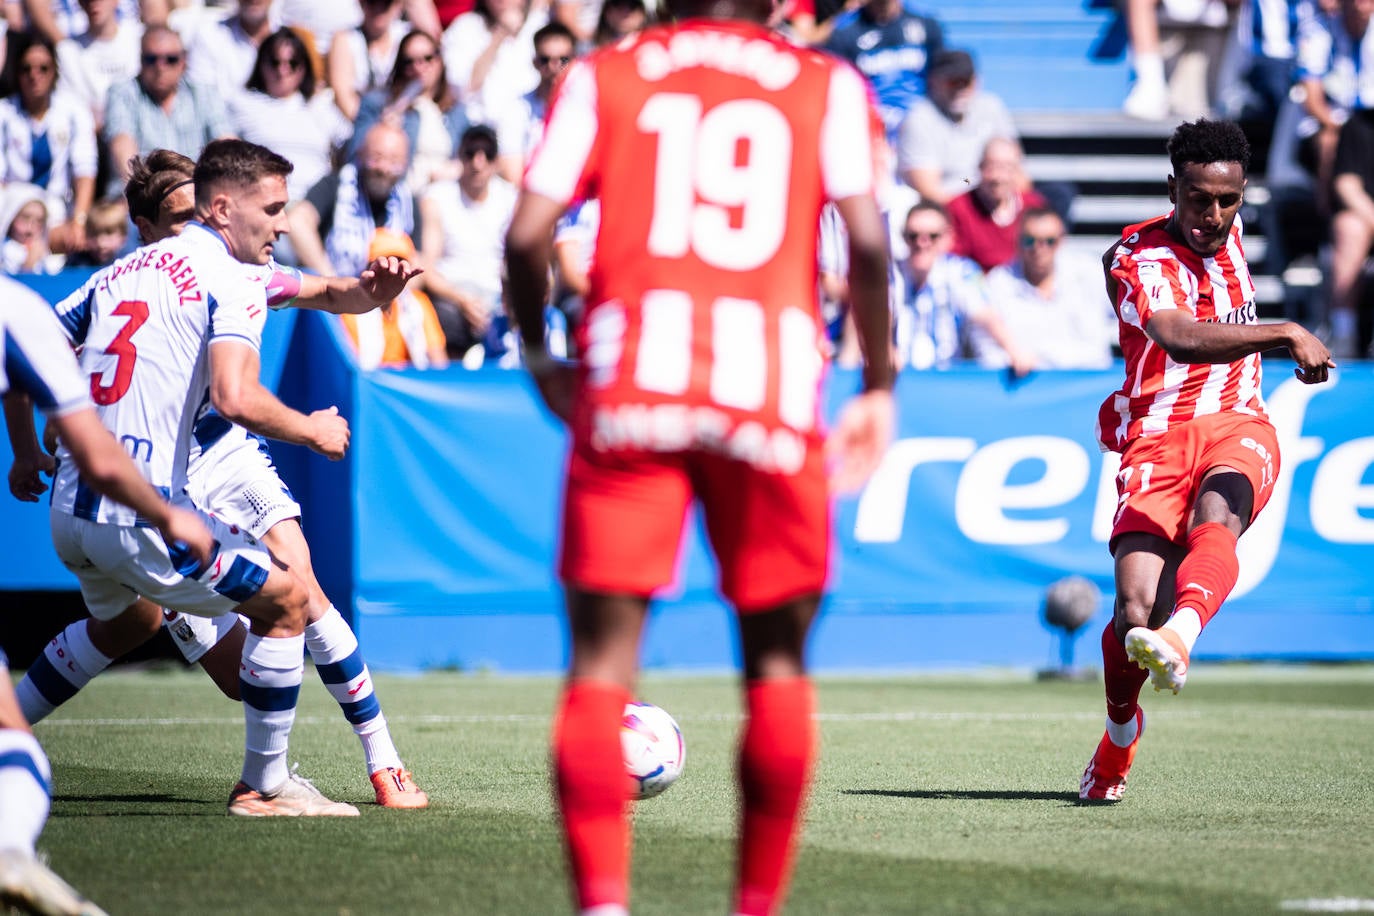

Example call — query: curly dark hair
[1167,118,1250,177]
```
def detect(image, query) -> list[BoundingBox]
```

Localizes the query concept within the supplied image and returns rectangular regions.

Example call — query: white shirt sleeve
[523,60,599,206]
[0,286,91,415]
[820,62,874,202]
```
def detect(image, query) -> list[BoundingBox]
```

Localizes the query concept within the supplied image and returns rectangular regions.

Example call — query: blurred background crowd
[0,0,1370,368]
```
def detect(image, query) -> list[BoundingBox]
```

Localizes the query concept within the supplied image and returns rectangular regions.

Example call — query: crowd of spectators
[0,0,1366,368]
[1121,0,1374,358]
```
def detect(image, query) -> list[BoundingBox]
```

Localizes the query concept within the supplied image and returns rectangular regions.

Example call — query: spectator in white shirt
[54,0,143,127]
[970,206,1117,374]
[183,0,276,105]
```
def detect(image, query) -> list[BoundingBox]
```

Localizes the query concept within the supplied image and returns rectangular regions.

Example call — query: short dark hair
[905,200,949,223]
[533,20,576,48]
[126,149,196,224]
[193,139,293,208]
[1167,118,1250,177]
[459,123,498,157]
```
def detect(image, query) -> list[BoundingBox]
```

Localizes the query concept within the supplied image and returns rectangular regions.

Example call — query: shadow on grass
[51,792,221,817]
[842,788,1080,803]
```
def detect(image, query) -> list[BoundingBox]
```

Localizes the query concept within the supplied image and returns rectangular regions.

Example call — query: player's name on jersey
[635,30,801,89]
[590,402,807,474]
[1204,300,1258,325]
[97,247,203,306]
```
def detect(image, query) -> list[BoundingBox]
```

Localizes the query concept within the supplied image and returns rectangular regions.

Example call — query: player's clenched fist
[307,406,351,460]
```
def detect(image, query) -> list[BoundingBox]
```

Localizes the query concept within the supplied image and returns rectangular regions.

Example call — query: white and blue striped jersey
[0,276,90,414]
[49,222,268,527]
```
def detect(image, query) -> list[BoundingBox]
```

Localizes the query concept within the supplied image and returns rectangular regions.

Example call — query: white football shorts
[161,609,243,663]
[50,509,274,621]
[187,434,301,539]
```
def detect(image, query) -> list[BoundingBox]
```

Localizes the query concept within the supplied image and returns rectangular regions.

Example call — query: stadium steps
[1015,112,1304,321]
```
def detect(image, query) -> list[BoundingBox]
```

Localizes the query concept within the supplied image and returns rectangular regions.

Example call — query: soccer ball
[621,702,685,800]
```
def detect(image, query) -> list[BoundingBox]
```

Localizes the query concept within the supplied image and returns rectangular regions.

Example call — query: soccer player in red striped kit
[1080,118,1334,803]
[503,0,895,909]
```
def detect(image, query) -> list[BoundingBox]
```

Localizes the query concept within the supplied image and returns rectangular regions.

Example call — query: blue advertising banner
[344,359,1374,671]
[3,296,1371,670]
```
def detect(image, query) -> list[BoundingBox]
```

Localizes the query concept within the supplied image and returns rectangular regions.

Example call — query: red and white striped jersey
[524,18,874,471]
[1096,213,1267,453]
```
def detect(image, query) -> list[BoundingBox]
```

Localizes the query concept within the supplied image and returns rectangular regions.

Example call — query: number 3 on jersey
[90,299,149,405]
[637,94,791,271]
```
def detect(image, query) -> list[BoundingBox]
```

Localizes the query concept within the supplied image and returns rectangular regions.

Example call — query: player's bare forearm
[294,258,423,315]
[209,341,324,449]
[5,391,54,502]
[3,391,42,462]
[835,193,895,392]
[1147,312,1334,376]
[505,192,562,354]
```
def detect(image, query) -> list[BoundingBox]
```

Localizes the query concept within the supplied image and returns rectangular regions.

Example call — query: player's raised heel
[1124,627,1190,695]
[0,848,108,916]
[228,770,361,817]
[1078,707,1145,803]
[370,767,429,809]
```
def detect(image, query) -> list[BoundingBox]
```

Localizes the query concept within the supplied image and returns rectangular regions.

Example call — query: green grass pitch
[19,664,1374,914]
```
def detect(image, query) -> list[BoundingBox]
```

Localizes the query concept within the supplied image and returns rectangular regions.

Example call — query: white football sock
[238,632,303,793]
[1134,52,1166,89]
[305,607,402,773]
[16,622,113,724]
[1163,608,1202,655]
[1105,714,1140,749]
[0,730,51,856]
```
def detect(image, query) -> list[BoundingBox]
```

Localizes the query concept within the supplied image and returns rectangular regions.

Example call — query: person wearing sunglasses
[491,20,576,183]
[970,206,1117,375]
[891,200,990,371]
[229,28,351,203]
[346,28,469,192]
[104,26,234,191]
[0,33,98,254]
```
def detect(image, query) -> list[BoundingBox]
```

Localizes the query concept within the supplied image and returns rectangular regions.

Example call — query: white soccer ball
[621,702,685,800]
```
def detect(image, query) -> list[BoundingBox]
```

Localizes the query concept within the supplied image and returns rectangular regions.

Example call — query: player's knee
[1112,597,1154,638]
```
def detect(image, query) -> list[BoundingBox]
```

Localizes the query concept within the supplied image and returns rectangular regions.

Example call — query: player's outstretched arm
[51,408,213,564]
[828,192,896,494]
[292,257,425,315]
[1146,310,1336,383]
[506,190,575,424]
[4,391,55,502]
[209,339,352,459]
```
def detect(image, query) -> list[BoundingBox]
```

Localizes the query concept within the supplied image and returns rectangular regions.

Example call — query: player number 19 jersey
[524,20,874,470]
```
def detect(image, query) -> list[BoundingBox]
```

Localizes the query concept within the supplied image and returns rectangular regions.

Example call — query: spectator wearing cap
[418,123,517,358]
[824,0,944,141]
[896,48,1017,206]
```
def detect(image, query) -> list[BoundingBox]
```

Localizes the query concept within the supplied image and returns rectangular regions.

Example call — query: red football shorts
[1110,411,1280,547]
[558,440,831,612]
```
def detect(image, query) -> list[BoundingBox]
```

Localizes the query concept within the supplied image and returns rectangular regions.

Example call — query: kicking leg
[261,519,426,808]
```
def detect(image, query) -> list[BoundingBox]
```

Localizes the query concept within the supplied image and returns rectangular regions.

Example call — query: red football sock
[1101,620,1148,725]
[734,677,817,916]
[553,679,632,912]
[1173,522,1240,628]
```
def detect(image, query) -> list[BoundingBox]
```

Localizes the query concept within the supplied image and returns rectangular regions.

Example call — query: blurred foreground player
[1080,119,1333,803]
[1,275,216,915]
[505,0,895,911]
